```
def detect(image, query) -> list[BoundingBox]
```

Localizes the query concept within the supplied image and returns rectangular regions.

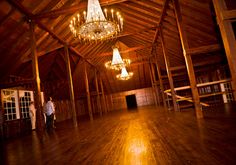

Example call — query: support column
[160,28,179,111]
[155,63,167,108]
[212,0,236,100]
[100,76,107,113]
[0,91,4,139]
[173,0,203,118]
[151,63,161,105]
[64,45,78,127]
[110,94,113,111]
[84,63,93,121]
[30,21,44,136]
[149,63,158,106]
[95,69,102,116]
[106,95,110,112]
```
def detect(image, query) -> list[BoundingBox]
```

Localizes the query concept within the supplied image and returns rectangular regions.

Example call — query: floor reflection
[124,121,151,165]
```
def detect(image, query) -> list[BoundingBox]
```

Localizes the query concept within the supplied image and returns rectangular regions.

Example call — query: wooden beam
[170,56,222,71]
[149,63,158,106]
[110,94,113,111]
[153,0,170,43]
[95,69,102,116]
[29,21,44,137]
[69,47,95,67]
[155,62,167,108]
[71,26,157,46]
[165,79,231,93]
[64,45,78,127]
[0,79,33,89]
[8,0,97,69]
[151,63,161,105]
[173,0,203,118]
[165,92,209,107]
[84,63,93,121]
[213,0,236,100]
[222,9,236,20]
[160,28,179,111]
[90,44,152,58]
[187,44,222,55]
[33,0,129,19]
[7,0,33,17]
[22,45,63,63]
[100,75,107,113]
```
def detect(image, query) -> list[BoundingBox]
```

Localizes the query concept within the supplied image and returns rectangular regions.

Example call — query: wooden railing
[164,79,233,109]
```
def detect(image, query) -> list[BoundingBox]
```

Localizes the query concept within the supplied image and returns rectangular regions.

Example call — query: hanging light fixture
[105,46,131,70]
[69,0,124,42]
[116,67,133,80]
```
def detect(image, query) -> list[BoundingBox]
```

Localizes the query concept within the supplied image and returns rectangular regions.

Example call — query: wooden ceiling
[0,0,227,99]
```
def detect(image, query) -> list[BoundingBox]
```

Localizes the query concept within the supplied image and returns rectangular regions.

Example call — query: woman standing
[29,101,36,130]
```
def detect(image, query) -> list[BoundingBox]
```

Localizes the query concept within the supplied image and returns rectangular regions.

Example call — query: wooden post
[0,91,4,139]
[106,95,110,112]
[151,63,161,105]
[94,69,102,116]
[92,97,95,113]
[84,63,93,121]
[110,94,113,111]
[173,0,203,118]
[100,76,107,113]
[149,63,158,106]
[212,0,236,100]
[160,28,179,111]
[30,21,44,136]
[155,63,167,108]
[64,45,78,127]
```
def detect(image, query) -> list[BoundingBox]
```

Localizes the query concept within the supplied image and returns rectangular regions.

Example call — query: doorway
[126,94,137,109]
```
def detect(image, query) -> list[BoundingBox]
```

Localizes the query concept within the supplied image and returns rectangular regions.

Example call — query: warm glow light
[105,46,131,70]
[124,121,149,164]
[128,139,147,155]
[116,67,133,80]
[69,0,123,42]
[112,47,124,65]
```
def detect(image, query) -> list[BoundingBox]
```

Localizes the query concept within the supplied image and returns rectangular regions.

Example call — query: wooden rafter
[152,0,170,43]
[8,0,97,69]
[33,0,129,19]
[187,44,222,55]
[90,44,152,58]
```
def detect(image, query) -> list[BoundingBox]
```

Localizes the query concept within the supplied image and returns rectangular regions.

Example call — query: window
[19,91,33,119]
[1,89,20,121]
[223,82,234,102]
[1,89,36,121]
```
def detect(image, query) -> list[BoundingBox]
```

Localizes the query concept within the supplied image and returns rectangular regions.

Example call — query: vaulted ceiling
[0,0,227,99]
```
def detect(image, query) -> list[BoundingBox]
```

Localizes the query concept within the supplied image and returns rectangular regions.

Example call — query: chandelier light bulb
[116,67,133,80]
[69,0,123,43]
[105,46,131,71]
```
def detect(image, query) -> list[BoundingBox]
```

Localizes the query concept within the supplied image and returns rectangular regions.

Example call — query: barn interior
[0,0,236,164]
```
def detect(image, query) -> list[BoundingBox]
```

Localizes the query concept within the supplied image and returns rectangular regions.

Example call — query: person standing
[45,97,55,131]
[51,98,56,128]
[29,101,36,130]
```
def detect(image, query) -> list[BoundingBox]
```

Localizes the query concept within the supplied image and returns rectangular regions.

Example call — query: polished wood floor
[1,104,236,165]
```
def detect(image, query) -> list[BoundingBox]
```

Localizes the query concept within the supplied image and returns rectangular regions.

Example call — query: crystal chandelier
[105,46,131,70]
[116,67,133,80]
[69,0,123,42]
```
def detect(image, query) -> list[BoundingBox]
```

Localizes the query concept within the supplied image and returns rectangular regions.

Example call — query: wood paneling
[0,0,233,118]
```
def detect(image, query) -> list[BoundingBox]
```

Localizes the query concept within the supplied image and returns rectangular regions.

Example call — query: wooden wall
[112,87,155,110]
[54,99,87,122]
[53,87,155,122]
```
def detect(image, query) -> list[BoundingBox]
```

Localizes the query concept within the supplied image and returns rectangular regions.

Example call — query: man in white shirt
[45,97,55,131]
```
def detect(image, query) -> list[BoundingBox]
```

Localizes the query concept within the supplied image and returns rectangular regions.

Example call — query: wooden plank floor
[1,104,236,164]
